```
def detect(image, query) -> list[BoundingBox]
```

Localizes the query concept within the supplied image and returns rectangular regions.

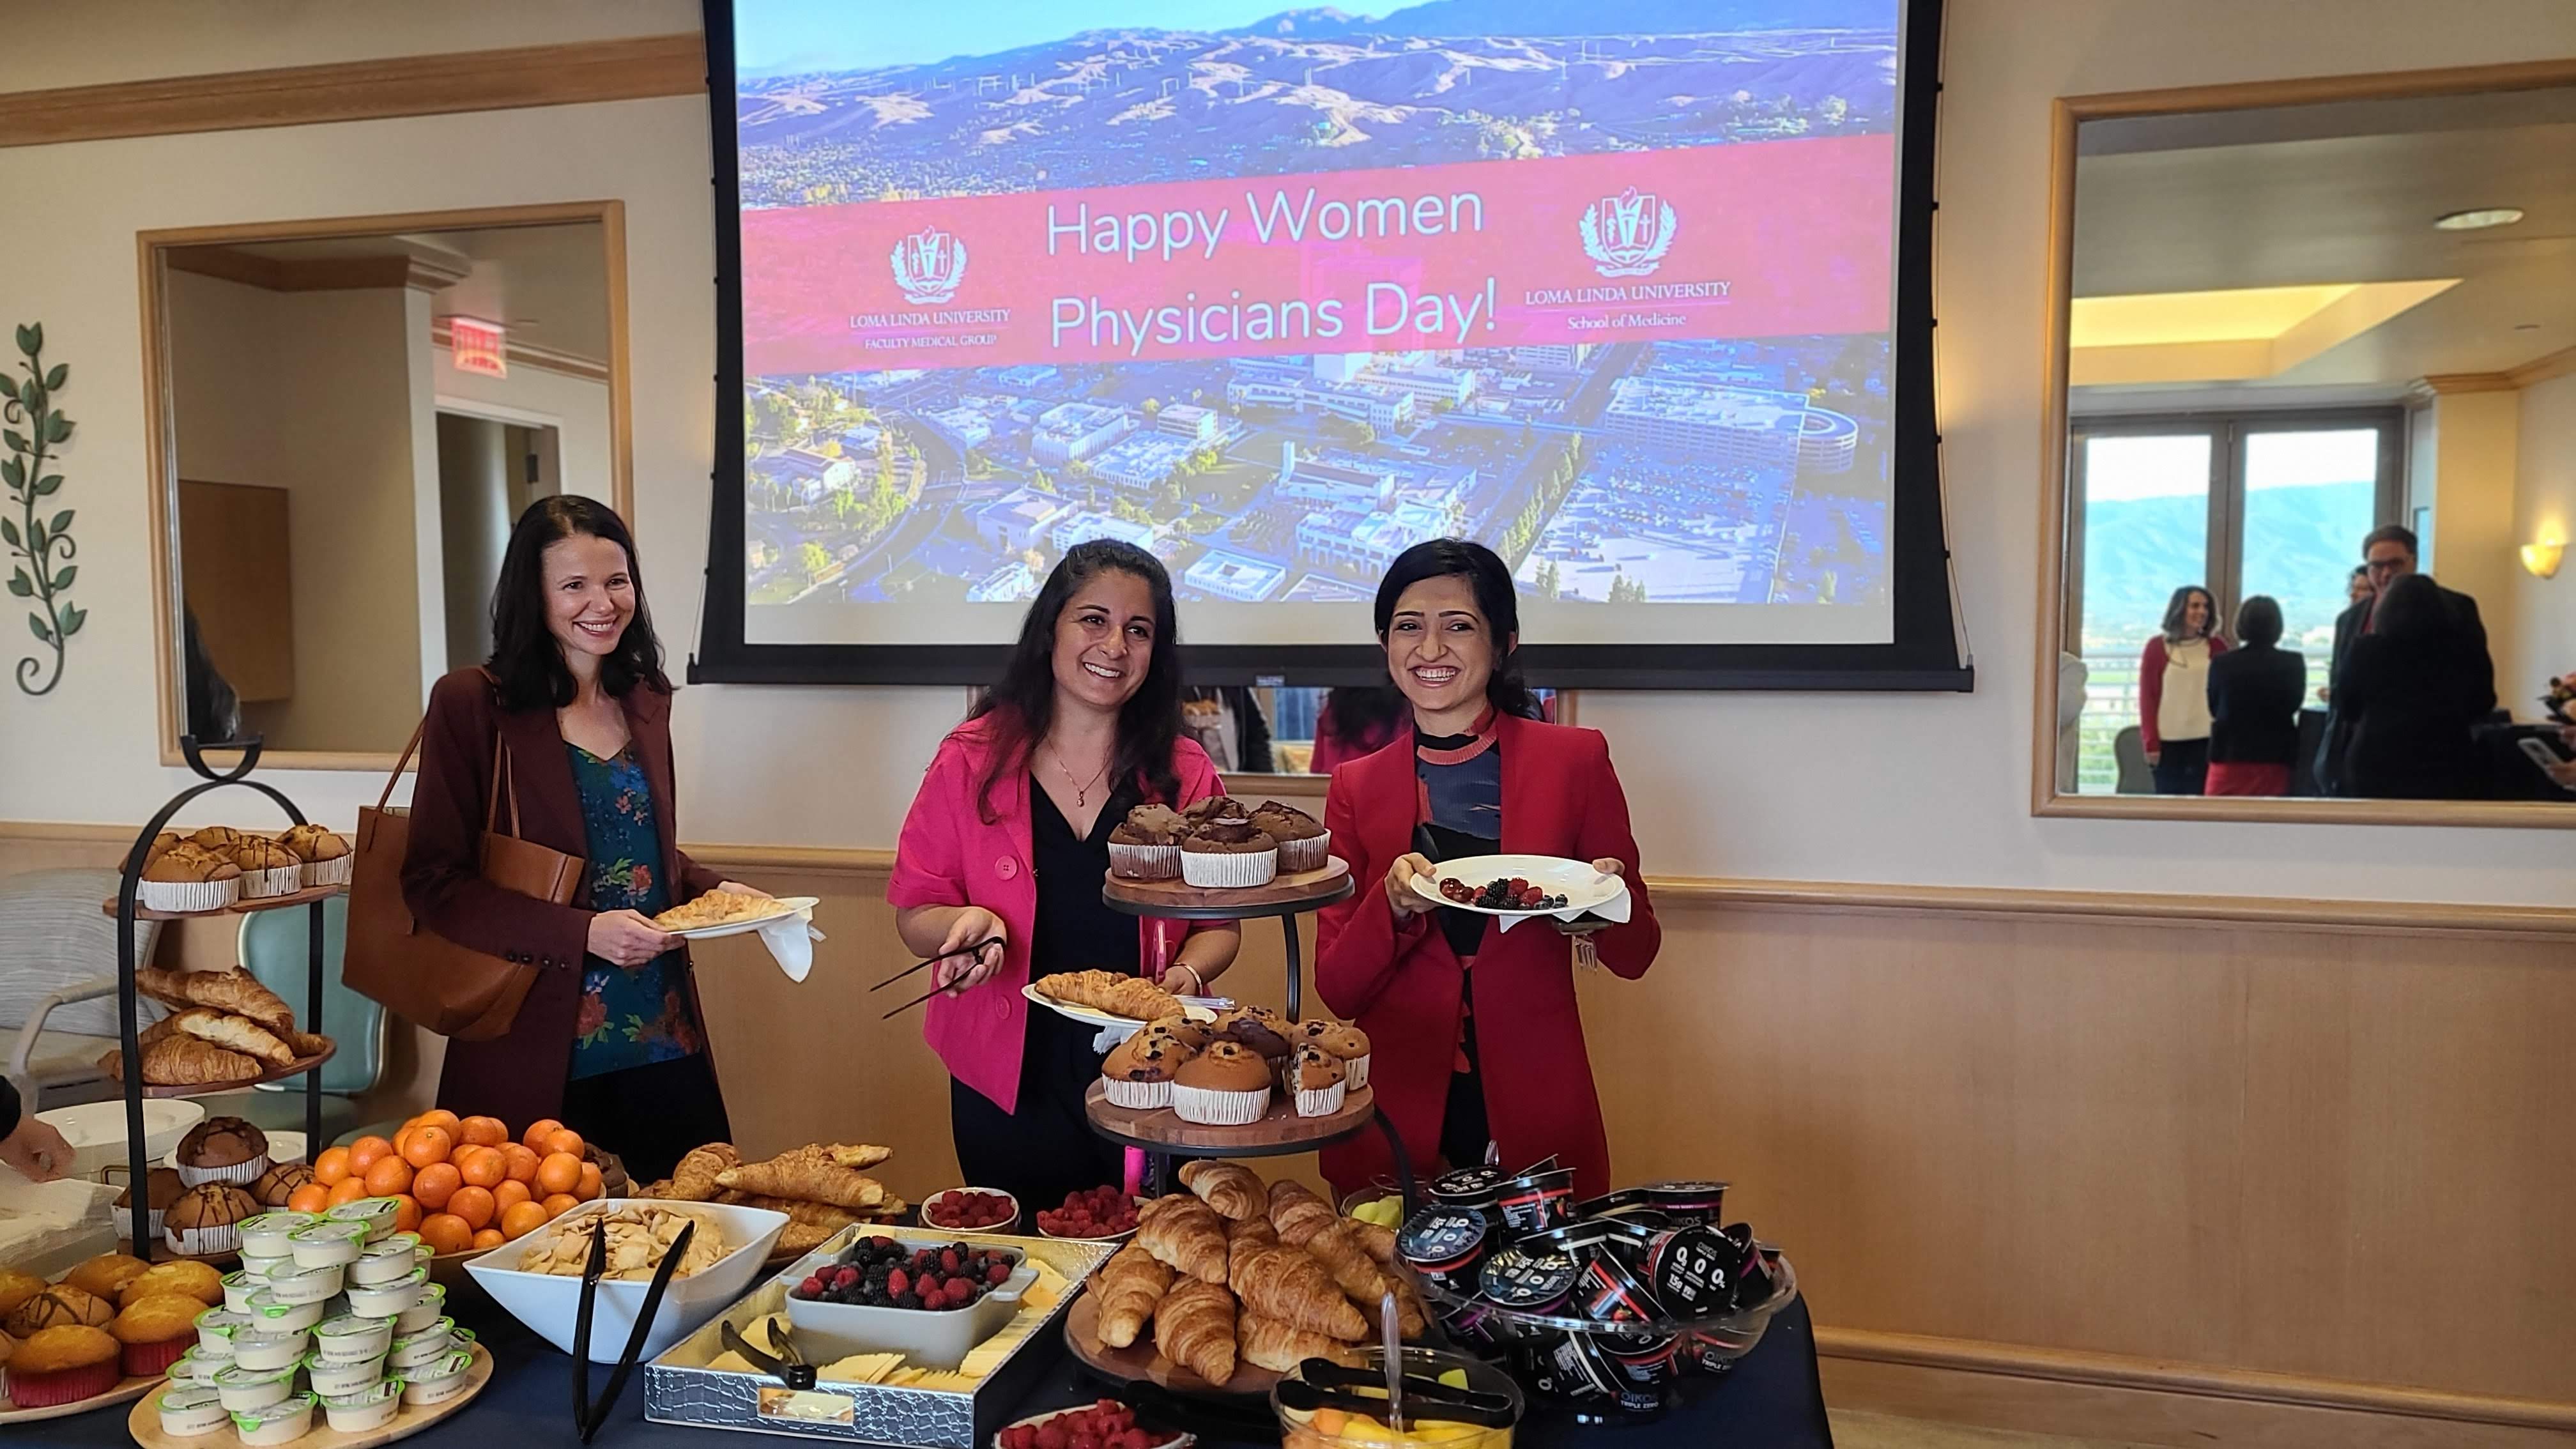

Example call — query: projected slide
[730,0,1903,647]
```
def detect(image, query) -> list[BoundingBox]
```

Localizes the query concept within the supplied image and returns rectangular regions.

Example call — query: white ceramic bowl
[462,1200,786,1364]
[39,1098,203,1181]
[919,1188,1021,1236]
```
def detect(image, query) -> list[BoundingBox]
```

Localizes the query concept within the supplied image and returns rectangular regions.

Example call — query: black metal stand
[112,735,333,1263]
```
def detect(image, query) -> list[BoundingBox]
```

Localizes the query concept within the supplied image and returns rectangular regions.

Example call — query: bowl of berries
[1034,1186,1144,1243]
[995,1399,1191,1449]
[783,1232,1040,1368]
[921,1187,1022,1234]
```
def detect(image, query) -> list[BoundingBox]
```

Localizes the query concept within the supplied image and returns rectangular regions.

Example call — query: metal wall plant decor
[3,323,81,695]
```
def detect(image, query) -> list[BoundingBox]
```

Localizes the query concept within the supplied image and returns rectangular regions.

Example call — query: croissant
[1137,1194,1228,1285]
[137,967,296,1035]
[1226,1213,1278,1282]
[669,1144,740,1202]
[100,1036,263,1086]
[776,1221,841,1257]
[1094,1241,1172,1349]
[171,1008,295,1068]
[1304,1224,1422,1336]
[1034,969,1182,1022]
[715,1147,885,1209]
[1229,1245,1368,1342]
[1267,1179,1337,1247]
[1346,1218,1398,1268]
[1154,1277,1237,1385]
[732,1194,864,1232]
[825,1143,893,1170]
[1236,1308,1360,1373]
[1179,1160,1267,1222]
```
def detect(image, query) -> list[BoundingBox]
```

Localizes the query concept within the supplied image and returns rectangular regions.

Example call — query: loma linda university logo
[1579,189,1678,279]
[890,226,968,304]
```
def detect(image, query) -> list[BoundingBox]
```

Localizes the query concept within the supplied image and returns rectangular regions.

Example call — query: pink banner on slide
[740,139,1890,376]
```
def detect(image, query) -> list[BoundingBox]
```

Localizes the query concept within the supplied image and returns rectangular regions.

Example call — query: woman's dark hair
[2371,572,2446,643]
[1372,539,1543,721]
[2235,595,2283,649]
[487,495,668,712]
[967,540,1183,822]
[1319,685,1406,745]
[2160,585,2217,643]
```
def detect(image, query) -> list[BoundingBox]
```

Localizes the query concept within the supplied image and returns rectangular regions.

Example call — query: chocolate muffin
[1179,818,1276,889]
[1250,801,1331,872]
[175,1117,269,1188]
[1108,803,1189,880]
[1214,1004,1294,1061]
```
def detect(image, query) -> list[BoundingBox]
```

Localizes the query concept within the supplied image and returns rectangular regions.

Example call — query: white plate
[1409,854,1627,917]
[1020,983,1223,1036]
[663,896,818,940]
[40,1099,203,1180]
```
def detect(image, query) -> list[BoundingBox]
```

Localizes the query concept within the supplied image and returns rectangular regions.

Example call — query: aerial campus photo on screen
[735,0,1898,615]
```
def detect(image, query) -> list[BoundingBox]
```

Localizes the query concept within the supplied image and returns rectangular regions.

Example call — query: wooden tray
[102,883,347,920]
[128,1342,493,1448]
[0,1373,159,1425]
[122,1041,337,1100]
[1064,1287,1280,1400]
[1103,857,1350,914]
[1085,1080,1374,1156]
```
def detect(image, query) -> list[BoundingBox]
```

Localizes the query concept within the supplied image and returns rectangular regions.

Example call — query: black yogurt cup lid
[1397,1206,1491,1267]
[1430,1165,1506,1198]
[1479,1245,1582,1308]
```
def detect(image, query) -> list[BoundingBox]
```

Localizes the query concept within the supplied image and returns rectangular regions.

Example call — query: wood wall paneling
[176,480,295,702]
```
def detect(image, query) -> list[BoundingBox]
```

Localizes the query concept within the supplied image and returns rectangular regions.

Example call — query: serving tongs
[874,935,1004,1018]
[722,1317,817,1390]
[570,1217,696,1443]
[1273,1364,1519,1428]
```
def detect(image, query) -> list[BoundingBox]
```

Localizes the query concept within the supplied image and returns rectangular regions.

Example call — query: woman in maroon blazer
[1315,540,1659,1201]
[401,497,758,1181]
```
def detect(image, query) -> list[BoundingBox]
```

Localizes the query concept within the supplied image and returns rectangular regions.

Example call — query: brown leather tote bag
[345,710,585,1041]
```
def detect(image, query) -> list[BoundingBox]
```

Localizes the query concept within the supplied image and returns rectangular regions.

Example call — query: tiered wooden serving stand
[105,735,342,1264]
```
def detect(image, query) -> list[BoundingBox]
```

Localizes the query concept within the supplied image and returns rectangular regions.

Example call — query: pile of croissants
[639,1141,909,1258]
[1088,1163,1426,1387]
[97,967,333,1087]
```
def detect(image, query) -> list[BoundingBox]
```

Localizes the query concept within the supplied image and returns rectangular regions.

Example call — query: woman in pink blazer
[1316,540,1659,1200]
[889,541,1240,1208]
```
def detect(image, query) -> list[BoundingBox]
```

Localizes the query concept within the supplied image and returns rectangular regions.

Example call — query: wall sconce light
[2522,541,2564,579]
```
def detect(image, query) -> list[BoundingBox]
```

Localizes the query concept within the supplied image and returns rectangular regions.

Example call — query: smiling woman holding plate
[1314,539,1660,1202]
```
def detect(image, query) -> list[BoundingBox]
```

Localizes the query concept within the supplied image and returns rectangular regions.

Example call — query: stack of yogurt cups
[154,1195,480,1441]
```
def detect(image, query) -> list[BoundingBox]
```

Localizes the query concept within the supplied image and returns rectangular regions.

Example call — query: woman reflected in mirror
[2140,585,2227,795]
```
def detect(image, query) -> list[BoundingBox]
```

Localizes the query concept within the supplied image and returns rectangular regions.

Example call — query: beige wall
[2426,389,2523,694]
[2510,372,2576,714]
[167,269,425,751]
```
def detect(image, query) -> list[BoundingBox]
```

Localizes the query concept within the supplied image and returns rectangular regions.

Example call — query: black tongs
[1273,1361,1520,1429]
[571,1218,696,1442]
[874,935,1004,1018]
[722,1317,817,1390]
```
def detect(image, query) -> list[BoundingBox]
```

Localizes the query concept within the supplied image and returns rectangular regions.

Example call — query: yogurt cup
[344,1266,427,1319]
[242,1288,323,1333]
[237,1212,316,1259]
[190,1308,250,1361]
[155,1384,231,1439]
[231,1327,311,1373]
[232,1392,318,1446]
[387,1320,461,1372]
[236,1250,295,1282]
[312,1312,395,1365]
[210,1363,297,1413]
[325,1197,402,1243]
[348,1232,427,1287]
[393,1284,446,1335]
[1397,1205,1494,1294]
[165,1346,210,1383]
[288,1219,369,1269]
[220,1271,263,1314]
[323,1381,404,1434]
[305,1349,387,1397]
[402,1349,476,1407]
[264,1262,344,1306]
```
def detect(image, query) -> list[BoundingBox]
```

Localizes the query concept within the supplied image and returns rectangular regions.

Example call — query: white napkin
[753,904,824,983]
[1492,875,1634,934]
[0,1174,119,1280]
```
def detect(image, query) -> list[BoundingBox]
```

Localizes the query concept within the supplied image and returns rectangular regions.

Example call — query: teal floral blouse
[566,742,704,1080]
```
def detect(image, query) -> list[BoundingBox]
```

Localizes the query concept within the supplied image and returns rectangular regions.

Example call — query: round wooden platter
[132,1041,337,1100]
[128,1342,493,1449]
[1085,1080,1375,1157]
[0,1372,160,1425]
[1064,1287,1281,1400]
[102,882,348,920]
[1102,857,1351,917]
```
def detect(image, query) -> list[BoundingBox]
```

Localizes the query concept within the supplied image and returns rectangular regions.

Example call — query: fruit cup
[1274,1346,1522,1449]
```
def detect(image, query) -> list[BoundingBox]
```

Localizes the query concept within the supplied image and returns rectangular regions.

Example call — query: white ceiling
[2071,86,2576,405]
[220,222,610,363]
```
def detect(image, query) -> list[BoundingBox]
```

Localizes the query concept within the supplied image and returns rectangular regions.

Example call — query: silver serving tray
[644,1224,1114,1446]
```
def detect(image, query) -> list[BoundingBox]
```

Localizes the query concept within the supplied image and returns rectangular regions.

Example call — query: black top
[1416,729,1502,959]
[2336,636,2493,799]
[1029,775,1144,976]
[2206,644,2308,765]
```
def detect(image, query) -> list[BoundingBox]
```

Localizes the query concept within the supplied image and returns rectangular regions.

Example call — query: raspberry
[885,1268,908,1297]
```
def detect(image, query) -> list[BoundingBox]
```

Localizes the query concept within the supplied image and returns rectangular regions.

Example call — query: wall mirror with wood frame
[2036,67,2576,827]
[142,202,632,769]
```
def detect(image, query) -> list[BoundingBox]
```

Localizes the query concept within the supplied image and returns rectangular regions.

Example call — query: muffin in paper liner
[1100,1074,1174,1110]
[1340,1052,1372,1091]
[236,864,303,900]
[169,1217,245,1259]
[298,853,353,889]
[1295,1080,1349,1119]
[1274,831,1332,874]
[1107,841,1181,880]
[177,1153,272,1191]
[1179,845,1277,889]
[139,877,239,914]
[1169,1081,1270,1126]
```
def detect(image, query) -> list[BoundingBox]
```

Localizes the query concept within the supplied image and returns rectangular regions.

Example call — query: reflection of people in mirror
[2140,585,2227,795]
[1309,685,1407,777]
[2204,597,2304,797]
[2318,567,2372,702]
[2332,573,2497,801]
[1178,686,1271,774]
[2549,728,2576,792]
[1314,539,1659,1201]
[2317,525,2491,797]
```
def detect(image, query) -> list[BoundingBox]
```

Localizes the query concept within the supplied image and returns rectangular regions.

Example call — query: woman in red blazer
[1315,540,1659,1201]
[401,497,759,1181]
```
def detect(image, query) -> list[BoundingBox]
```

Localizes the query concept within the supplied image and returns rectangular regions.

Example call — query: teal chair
[195,894,384,1146]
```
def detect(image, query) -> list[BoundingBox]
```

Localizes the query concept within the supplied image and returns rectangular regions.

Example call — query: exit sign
[450,318,507,378]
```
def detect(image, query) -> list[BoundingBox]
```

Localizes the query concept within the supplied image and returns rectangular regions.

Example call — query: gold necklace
[1047,742,1112,808]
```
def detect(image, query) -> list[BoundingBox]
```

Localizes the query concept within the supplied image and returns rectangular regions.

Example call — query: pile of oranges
[287,1112,604,1257]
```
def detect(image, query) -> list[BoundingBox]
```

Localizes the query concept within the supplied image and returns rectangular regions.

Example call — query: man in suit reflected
[2317,524,2494,795]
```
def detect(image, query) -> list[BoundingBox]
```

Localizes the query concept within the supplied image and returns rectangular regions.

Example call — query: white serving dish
[776,1230,1039,1370]
[919,1188,1022,1237]
[39,1098,203,1181]
[462,1200,787,1363]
